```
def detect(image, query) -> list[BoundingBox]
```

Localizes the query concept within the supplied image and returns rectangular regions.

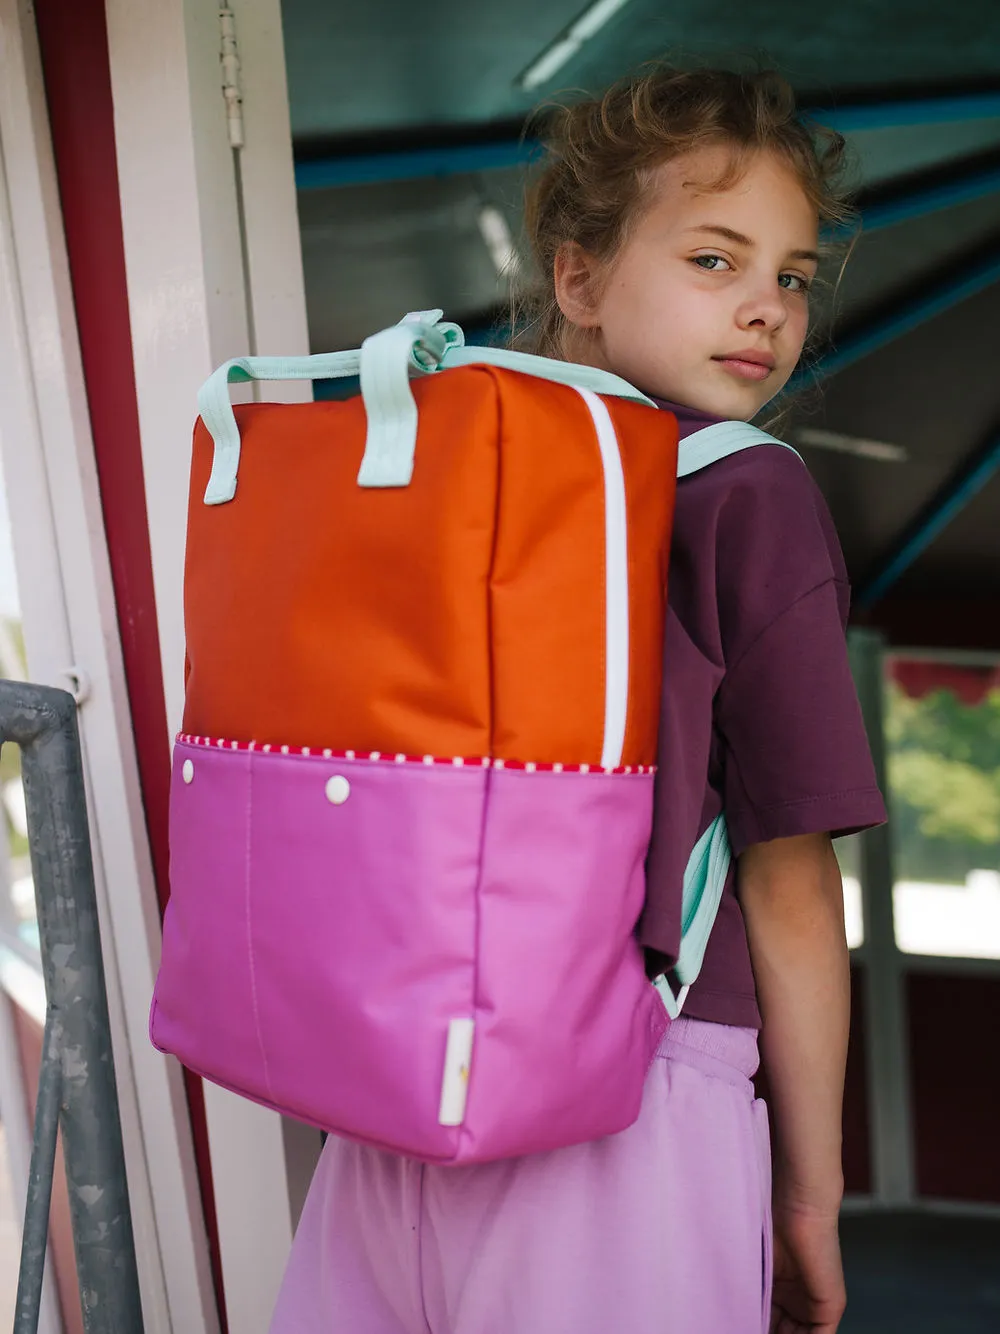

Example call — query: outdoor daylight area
[886,657,1000,959]
[1,1,1000,1332]
[840,656,1000,962]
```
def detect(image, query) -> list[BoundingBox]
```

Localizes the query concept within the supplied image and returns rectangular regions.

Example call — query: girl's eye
[779,272,812,293]
[692,254,731,272]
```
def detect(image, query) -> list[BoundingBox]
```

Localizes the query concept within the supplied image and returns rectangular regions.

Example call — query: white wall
[103,2,321,1328]
[0,1,220,1329]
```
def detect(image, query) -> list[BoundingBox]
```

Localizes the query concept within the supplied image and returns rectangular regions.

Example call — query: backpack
[150,312,790,1164]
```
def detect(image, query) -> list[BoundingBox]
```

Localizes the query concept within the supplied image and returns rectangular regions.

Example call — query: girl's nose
[735,283,787,333]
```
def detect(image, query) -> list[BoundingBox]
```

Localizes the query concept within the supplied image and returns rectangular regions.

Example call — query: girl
[270,66,885,1334]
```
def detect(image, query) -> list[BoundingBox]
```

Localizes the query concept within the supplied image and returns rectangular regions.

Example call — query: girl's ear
[554,242,603,329]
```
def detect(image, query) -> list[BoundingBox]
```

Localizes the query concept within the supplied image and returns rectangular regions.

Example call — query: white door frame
[0,2,219,1330]
[103,2,320,1328]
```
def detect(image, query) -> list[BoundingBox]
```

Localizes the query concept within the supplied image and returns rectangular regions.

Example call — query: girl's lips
[714,357,773,382]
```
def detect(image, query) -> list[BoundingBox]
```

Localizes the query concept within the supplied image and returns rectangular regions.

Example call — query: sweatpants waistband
[655,1015,761,1088]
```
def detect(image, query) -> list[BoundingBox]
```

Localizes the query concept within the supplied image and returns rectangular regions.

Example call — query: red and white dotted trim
[175,733,656,776]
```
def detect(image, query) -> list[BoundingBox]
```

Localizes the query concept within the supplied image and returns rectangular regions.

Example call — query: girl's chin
[664,390,769,422]
[694,381,779,422]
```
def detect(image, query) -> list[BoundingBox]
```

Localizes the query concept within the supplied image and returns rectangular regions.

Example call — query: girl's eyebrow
[684,223,820,264]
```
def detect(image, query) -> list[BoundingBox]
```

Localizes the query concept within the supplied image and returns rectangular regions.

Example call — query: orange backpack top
[182,360,675,767]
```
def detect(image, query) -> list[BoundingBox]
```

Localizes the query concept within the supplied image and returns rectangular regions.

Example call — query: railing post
[0,680,144,1333]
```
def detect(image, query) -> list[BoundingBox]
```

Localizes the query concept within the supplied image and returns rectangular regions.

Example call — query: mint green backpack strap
[678,419,801,478]
[654,814,733,1020]
[196,312,656,504]
[654,423,802,1018]
[441,343,655,407]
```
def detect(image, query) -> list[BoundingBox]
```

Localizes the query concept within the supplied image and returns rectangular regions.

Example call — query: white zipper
[573,388,629,770]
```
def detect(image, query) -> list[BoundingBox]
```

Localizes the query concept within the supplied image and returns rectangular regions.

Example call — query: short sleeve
[708,449,887,854]
[717,579,886,855]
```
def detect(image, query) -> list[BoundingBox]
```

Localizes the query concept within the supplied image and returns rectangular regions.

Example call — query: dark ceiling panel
[299,172,523,349]
[787,282,1000,588]
[811,194,1000,334]
[571,2,1000,108]
[887,472,1000,596]
[281,0,1000,142]
[280,0,586,141]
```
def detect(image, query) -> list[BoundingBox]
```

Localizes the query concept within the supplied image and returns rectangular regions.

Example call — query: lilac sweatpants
[269,1017,772,1334]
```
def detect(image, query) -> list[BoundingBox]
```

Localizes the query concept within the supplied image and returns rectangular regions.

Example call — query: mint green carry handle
[197,311,462,504]
[196,311,656,504]
[199,351,360,504]
[356,311,466,486]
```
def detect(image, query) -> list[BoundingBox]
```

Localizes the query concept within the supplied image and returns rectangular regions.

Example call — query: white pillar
[848,627,915,1205]
[103,2,319,1329]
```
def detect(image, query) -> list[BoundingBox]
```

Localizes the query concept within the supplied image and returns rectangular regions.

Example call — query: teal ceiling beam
[817,90,1000,133]
[858,161,1000,233]
[295,140,539,190]
[856,426,1000,608]
[294,90,1000,191]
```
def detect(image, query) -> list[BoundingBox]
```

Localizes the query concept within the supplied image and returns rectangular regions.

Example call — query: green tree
[885,682,1000,881]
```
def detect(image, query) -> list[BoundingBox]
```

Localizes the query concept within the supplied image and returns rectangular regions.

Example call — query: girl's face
[555,146,820,419]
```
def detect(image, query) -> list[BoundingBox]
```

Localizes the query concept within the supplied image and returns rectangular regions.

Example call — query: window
[885,653,1000,960]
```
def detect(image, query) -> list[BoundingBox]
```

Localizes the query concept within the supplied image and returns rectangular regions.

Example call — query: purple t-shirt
[642,401,886,1028]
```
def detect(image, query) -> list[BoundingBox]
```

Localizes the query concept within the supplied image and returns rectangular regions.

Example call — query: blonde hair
[517,65,854,357]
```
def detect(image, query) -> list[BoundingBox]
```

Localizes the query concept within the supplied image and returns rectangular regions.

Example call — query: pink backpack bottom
[151,739,668,1164]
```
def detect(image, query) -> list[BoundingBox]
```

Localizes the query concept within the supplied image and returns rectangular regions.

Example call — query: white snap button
[182,759,194,785]
[325,775,351,806]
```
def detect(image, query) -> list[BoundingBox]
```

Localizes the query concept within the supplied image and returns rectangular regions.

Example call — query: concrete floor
[841,1210,1000,1333]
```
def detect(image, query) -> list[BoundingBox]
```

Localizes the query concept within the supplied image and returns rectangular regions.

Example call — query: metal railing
[0,680,143,1332]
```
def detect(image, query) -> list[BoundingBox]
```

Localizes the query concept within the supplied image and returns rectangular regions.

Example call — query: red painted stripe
[32,3,225,1326]
[176,734,658,776]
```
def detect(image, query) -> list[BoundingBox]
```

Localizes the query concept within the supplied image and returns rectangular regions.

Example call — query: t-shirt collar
[649,396,725,440]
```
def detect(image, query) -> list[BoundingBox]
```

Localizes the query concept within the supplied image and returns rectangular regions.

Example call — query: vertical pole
[13,1011,61,1334]
[848,628,915,1205]
[0,680,144,1332]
